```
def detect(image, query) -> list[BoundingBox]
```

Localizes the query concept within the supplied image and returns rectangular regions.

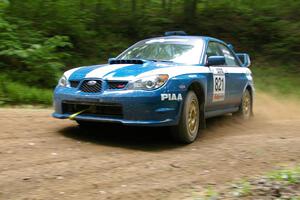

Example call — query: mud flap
[199,102,206,129]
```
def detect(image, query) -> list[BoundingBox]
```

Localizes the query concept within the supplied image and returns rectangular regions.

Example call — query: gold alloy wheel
[187,98,198,135]
[243,91,251,117]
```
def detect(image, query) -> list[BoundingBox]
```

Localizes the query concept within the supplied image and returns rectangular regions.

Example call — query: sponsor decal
[161,93,183,101]
[212,68,226,102]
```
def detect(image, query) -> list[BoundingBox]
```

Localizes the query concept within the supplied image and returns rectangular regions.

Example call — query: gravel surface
[1,93,300,200]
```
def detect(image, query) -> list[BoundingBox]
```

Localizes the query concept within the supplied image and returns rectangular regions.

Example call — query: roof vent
[164,31,187,36]
[109,59,145,65]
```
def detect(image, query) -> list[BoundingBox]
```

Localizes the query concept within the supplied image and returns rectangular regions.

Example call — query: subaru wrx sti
[53,31,254,143]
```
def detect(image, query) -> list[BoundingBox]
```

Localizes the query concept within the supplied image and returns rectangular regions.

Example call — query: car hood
[65,61,206,81]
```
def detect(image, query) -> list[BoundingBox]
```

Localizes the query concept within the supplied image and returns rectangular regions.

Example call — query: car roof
[142,35,227,45]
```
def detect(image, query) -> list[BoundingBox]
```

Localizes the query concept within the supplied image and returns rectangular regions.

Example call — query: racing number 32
[213,68,226,102]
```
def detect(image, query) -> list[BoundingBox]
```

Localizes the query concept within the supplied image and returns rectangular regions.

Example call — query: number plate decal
[212,68,226,102]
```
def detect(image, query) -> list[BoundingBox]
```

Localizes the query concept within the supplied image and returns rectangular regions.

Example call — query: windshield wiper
[126,58,174,63]
[147,59,174,63]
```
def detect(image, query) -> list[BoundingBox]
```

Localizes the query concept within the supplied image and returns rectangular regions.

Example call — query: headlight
[58,75,68,87]
[128,74,169,90]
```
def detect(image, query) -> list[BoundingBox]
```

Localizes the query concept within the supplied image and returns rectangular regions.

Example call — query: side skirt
[205,107,239,119]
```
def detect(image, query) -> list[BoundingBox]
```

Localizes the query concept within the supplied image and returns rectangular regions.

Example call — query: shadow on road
[58,115,234,151]
[59,123,183,151]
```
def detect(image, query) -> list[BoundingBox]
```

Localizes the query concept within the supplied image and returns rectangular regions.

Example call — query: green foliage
[268,167,300,184]
[0,0,9,11]
[3,0,300,65]
[0,33,72,87]
[0,1,72,88]
[0,75,52,105]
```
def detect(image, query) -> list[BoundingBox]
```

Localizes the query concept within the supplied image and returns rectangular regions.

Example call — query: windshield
[117,38,204,64]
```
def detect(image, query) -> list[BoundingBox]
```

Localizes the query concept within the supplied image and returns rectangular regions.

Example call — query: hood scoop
[108,59,145,65]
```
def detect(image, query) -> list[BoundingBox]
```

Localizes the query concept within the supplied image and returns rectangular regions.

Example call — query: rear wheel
[171,91,200,144]
[234,89,252,120]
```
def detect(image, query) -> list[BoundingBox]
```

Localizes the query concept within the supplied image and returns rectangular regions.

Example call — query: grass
[268,166,300,184]
[231,180,252,197]
[0,76,53,106]
[252,63,300,99]
[203,186,219,200]
[194,165,300,199]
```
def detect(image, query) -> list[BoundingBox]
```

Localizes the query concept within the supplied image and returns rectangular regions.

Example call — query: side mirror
[108,57,116,64]
[227,43,235,52]
[236,53,251,68]
[207,56,226,66]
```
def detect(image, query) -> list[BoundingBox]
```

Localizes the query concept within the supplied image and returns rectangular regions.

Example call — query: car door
[205,42,229,111]
[217,43,248,107]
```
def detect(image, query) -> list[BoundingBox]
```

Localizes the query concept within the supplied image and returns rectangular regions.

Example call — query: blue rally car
[53,31,254,143]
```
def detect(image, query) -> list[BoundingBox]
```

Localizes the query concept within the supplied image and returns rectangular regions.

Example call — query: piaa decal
[161,93,183,101]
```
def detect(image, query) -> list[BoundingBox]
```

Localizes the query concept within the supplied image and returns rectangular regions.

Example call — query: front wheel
[171,91,200,144]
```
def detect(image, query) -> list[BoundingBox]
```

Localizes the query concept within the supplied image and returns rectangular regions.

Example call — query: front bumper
[52,112,174,126]
[53,86,183,126]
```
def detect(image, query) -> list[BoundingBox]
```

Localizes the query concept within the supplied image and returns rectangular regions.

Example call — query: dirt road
[0,93,300,200]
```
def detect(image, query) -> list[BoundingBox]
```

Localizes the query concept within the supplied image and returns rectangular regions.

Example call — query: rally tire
[171,91,200,144]
[234,89,252,120]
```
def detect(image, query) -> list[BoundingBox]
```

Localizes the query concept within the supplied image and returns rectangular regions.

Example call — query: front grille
[62,101,123,118]
[79,80,102,93]
[107,81,128,89]
[70,80,80,88]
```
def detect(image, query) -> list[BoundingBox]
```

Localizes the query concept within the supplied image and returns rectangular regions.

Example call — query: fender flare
[186,80,207,129]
